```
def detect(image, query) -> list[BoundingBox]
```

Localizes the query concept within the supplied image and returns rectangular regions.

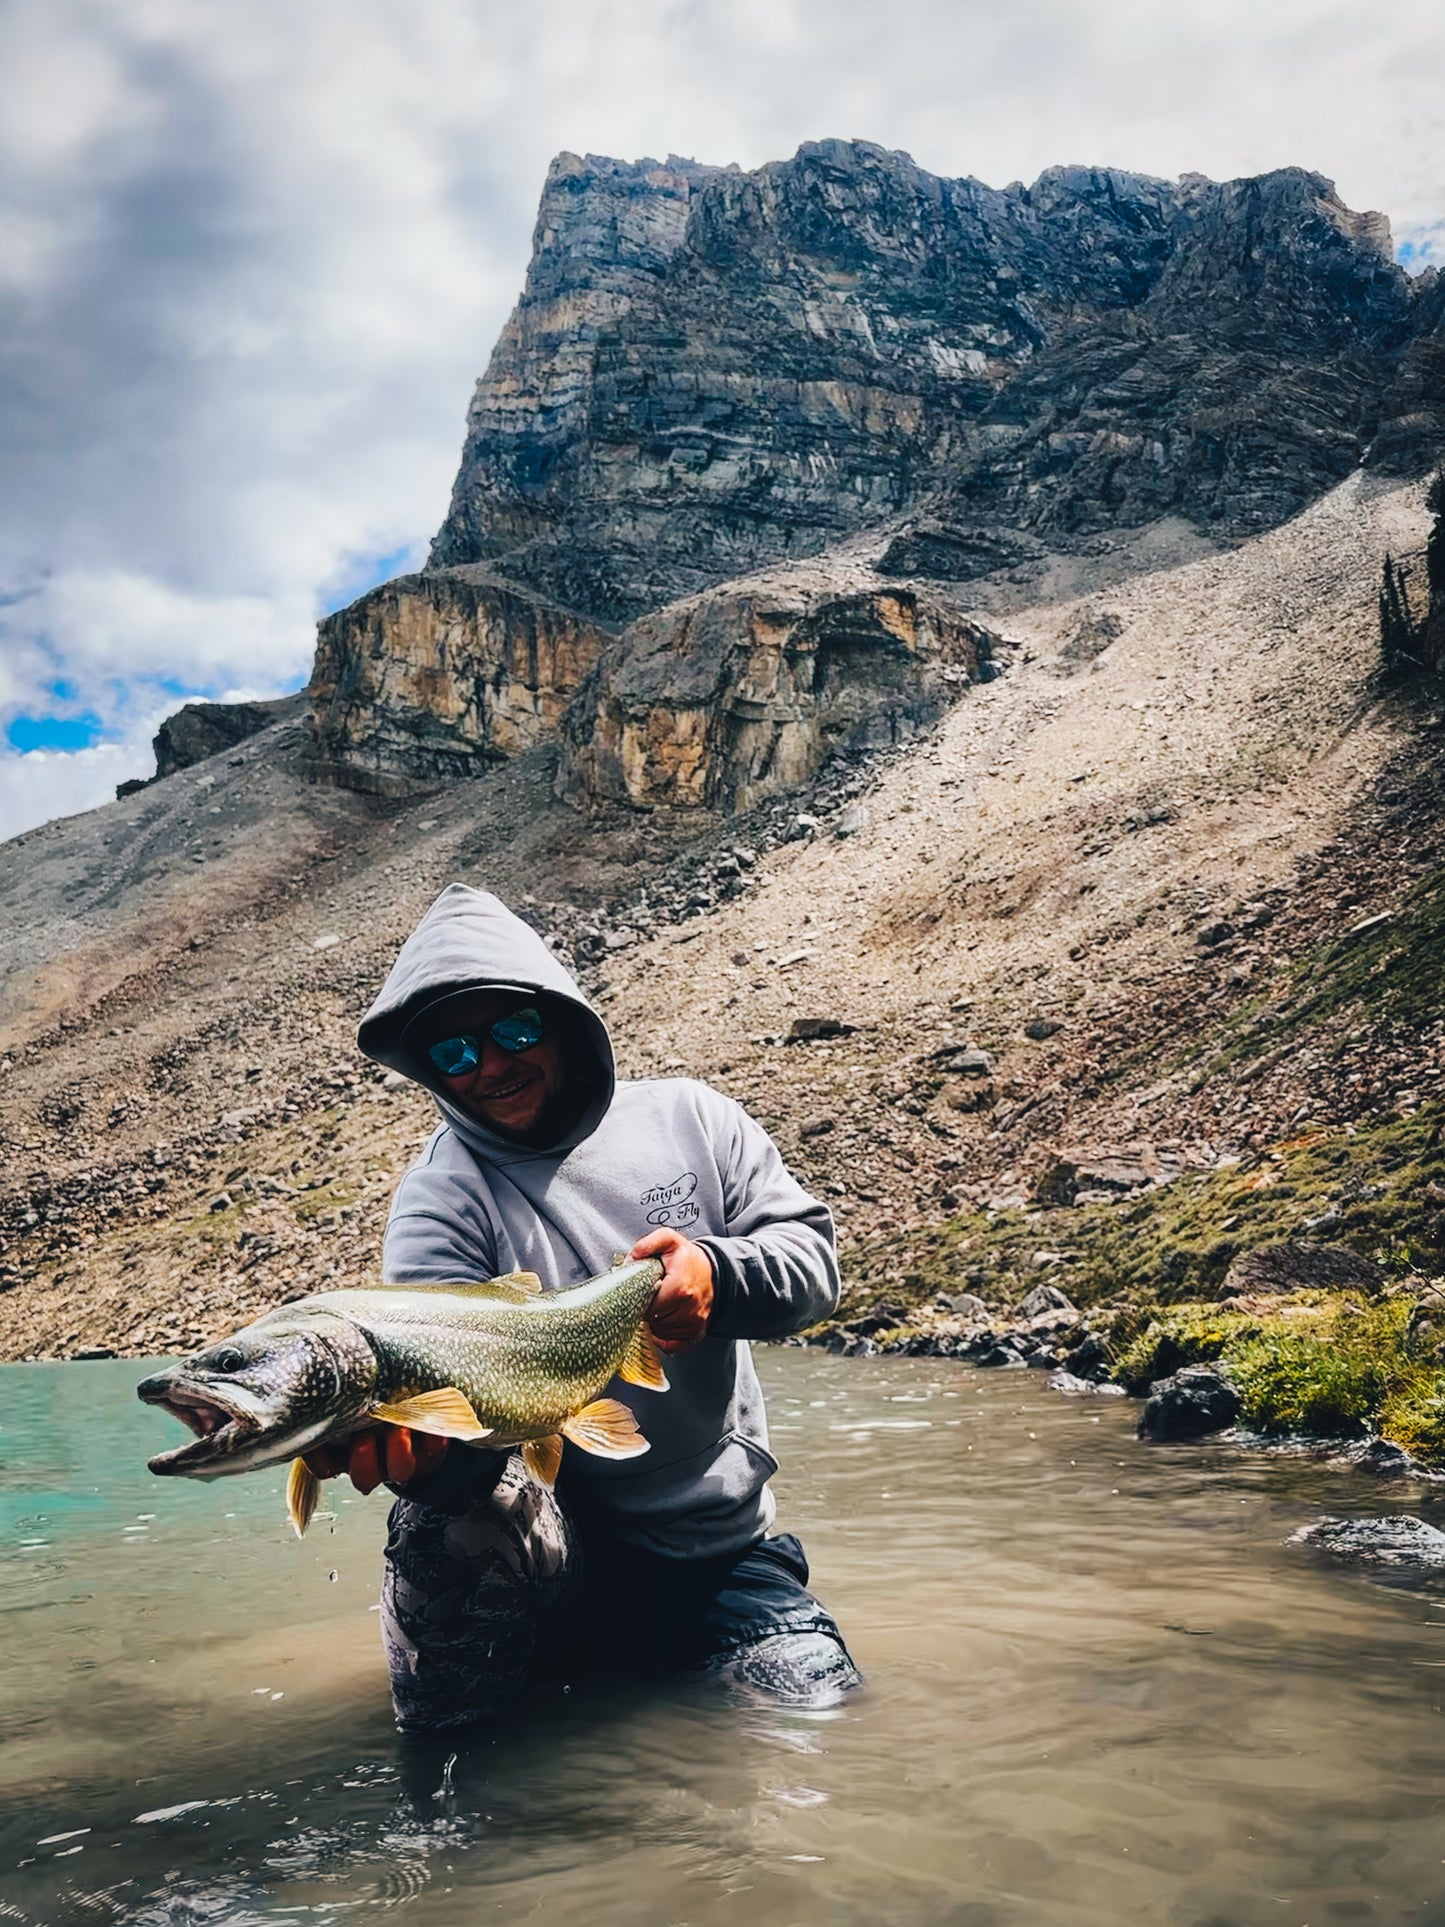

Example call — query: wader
[380,1453,861,1732]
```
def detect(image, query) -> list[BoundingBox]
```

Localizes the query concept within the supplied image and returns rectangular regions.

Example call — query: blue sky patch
[7,712,108,753]
[320,543,417,617]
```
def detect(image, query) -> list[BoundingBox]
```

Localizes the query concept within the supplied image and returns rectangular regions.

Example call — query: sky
[1,0,1442,840]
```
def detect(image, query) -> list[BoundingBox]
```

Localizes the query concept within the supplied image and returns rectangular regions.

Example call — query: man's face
[414,991,568,1141]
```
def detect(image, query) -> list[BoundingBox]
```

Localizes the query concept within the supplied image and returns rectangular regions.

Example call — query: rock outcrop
[308,567,606,793]
[558,567,1000,811]
[155,697,301,779]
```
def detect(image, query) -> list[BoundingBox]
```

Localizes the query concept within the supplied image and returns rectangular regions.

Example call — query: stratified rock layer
[309,568,606,794]
[431,142,1421,625]
[559,567,999,811]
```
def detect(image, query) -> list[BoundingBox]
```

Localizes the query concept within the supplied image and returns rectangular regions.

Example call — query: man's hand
[302,1425,448,1495]
[631,1226,715,1354]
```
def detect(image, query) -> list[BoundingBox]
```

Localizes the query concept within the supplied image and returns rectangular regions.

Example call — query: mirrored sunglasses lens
[428,1035,479,1076]
[490,1008,543,1053]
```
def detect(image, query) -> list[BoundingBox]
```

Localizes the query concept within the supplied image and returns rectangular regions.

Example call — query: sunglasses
[426,1006,545,1077]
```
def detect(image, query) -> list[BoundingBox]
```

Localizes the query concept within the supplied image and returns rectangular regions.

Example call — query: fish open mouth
[139,1382,260,1472]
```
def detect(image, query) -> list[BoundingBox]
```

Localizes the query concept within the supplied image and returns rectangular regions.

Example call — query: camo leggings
[380,1454,860,1732]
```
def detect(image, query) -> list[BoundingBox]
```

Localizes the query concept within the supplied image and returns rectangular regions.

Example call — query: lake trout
[136,1257,667,1536]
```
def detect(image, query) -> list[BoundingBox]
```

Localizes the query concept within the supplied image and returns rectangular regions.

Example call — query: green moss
[1113,1295,1440,1447]
[1113,1310,1266,1393]
[842,1101,1445,1316]
[1198,865,1445,1079]
[1379,1378,1445,1466]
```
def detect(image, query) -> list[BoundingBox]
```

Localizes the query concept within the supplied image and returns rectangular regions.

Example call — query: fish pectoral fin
[522,1434,564,1486]
[287,1457,320,1538]
[462,1268,544,1302]
[367,1387,493,1441]
[617,1324,669,1394]
[561,1397,651,1460]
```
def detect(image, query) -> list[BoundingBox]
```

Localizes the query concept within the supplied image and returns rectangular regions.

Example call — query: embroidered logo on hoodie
[642,1171,700,1228]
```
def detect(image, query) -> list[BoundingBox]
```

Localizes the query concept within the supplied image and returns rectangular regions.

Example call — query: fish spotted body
[136,1258,668,1533]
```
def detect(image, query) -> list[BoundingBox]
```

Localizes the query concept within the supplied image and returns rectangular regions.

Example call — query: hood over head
[357,884,615,1159]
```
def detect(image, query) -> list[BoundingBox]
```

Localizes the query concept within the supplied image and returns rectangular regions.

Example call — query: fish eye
[211,1347,247,1374]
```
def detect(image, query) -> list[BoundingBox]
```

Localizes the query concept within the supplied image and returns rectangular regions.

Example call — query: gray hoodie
[356,884,839,1559]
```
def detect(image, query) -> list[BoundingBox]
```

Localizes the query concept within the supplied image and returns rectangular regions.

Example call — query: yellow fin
[561,1397,650,1460]
[617,1323,669,1394]
[522,1433,564,1486]
[368,1387,493,1441]
[287,1457,320,1539]
[458,1269,544,1302]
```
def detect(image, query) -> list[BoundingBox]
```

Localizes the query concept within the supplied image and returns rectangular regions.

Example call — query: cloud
[1,0,1442,838]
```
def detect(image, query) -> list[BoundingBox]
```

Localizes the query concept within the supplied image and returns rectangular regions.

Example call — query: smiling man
[310,883,860,1729]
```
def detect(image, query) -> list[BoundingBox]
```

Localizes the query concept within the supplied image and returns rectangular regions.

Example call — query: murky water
[4,1354,1445,1924]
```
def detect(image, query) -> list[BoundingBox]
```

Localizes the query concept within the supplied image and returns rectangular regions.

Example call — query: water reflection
[4,1356,1445,1924]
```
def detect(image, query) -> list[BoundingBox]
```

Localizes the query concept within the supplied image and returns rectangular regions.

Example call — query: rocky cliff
[430,144,1420,624]
[308,567,606,793]
[307,140,1441,806]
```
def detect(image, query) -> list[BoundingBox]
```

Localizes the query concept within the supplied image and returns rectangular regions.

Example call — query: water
[4,1355,1445,1925]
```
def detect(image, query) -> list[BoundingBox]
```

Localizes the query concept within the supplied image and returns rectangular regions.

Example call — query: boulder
[1218,1242,1384,1298]
[1289,1515,1445,1569]
[1034,1146,1167,1205]
[930,1044,996,1077]
[786,1016,855,1044]
[1049,1370,1126,1397]
[937,1290,992,1323]
[1137,1366,1241,1441]
[1018,1282,1079,1321]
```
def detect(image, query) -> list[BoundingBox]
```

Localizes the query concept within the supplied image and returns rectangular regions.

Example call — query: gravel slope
[0,471,1438,1359]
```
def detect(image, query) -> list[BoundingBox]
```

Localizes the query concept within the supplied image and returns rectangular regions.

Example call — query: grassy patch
[1196,864,1445,1079]
[842,1101,1445,1315]
[1108,1294,1445,1460]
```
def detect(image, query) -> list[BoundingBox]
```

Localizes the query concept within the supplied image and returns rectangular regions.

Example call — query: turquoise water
[4,1353,1445,1924]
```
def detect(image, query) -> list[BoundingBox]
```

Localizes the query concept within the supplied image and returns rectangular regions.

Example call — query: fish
[136,1257,668,1536]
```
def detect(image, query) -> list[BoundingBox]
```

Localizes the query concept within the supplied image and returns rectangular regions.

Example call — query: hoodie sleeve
[381,1131,502,1285]
[693,1090,841,1340]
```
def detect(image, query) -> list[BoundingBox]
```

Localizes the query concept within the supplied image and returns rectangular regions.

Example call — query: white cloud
[1,0,1442,839]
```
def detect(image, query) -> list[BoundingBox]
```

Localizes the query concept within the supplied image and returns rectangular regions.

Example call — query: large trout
[136,1258,667,1535]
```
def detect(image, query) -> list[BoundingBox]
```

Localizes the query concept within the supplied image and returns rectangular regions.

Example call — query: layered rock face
[431,143,1421,625]
[560,569,999,812]
[308,568,605,793]
[310,140,1440,806]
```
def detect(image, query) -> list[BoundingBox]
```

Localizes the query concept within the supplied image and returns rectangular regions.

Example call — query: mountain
[1,142,1442,1363]
[309,141,1438,809]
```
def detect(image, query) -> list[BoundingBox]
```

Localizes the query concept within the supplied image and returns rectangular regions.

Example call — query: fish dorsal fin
[617,1324,669,1394]
[561,1397,650,1460]
[522,1434,564,1486]
[457,1269,544,1302]
[368,1387,493,1440]
[288,1457,320,1538]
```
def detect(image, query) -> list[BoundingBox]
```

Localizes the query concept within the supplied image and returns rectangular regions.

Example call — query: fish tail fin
[522,1434,564,1486]
[617,1324,669,1394]
[561,1397,650,1460]
[287,1457,320,1538]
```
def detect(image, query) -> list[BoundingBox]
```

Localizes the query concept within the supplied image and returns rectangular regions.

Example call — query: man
[305,883,861,1729]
